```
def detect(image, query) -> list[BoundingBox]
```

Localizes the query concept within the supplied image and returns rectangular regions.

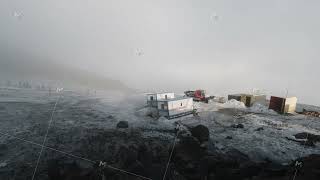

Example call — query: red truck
[184,90,214,103]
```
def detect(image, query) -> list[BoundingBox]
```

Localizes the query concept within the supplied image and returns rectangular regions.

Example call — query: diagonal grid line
[292,114,314,180]
[162,127,180,180]
[0,90,153,180]
[0,131,153,180]
[106,165,153,180]
[0,131,95,164]
[31,94,61,180]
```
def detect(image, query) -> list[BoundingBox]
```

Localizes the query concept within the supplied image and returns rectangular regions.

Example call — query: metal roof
[157,96,192,102]
[146,92,174,95]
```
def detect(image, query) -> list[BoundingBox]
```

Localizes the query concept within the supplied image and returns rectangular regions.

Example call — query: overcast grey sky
[1,0,319,105]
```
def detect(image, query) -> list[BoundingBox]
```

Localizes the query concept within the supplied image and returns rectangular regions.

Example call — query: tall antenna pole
[282,88,289,114]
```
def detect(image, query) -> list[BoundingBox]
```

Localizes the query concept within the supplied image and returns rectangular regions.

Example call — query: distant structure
[184,89,214,103]
[228,94,266,107]
[146,93,194,119]
[147,92,175,107]
[269,96,297,114]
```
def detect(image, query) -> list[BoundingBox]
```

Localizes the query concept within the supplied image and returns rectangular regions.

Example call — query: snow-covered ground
[0,88,319,170]
[182,101,320,164]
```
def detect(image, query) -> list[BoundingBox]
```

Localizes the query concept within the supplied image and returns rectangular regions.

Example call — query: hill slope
[0,48,129,91]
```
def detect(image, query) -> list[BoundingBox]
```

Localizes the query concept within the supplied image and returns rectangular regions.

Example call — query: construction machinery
[184,90,214,103]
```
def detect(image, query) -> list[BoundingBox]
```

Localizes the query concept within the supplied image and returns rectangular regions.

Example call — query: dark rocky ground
[1,119,320,180]
[44,126,320,180]
[0,90,320,180]
[3,125,319,180]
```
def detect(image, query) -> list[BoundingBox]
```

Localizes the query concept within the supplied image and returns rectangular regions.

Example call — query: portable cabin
[228,94,247,105]
[253,95,267,106]
[157,97,194,119]
[146,92,175,107]
[228,94,266,107]
[269,96,297,114]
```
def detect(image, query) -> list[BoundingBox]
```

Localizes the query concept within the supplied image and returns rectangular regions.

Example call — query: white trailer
[146,92,175,107]
[157,97,194,119]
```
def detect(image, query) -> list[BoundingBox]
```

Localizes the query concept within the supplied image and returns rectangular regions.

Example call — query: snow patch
[221,99,246,109]
[0,162,7,168]
[248,103,278,115]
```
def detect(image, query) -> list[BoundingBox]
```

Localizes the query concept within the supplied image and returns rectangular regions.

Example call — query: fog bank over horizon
[0,47,130,92]
[1,0,319,105]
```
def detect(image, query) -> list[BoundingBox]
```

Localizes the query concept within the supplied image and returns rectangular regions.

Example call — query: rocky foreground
[30,124,320,180]
[1,90,319,180]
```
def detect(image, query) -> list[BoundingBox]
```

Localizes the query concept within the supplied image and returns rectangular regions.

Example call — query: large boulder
[294,132,320,147]
[116,121,129,129]
[188,124,209,143]
[231,123,244,129]
[295,132,320,142]
[173,135,208,180]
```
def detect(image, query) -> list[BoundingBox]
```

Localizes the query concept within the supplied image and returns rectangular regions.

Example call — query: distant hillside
[0,48,129,91]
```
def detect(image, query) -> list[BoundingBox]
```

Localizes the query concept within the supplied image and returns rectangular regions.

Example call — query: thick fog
[0,0,319,105]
